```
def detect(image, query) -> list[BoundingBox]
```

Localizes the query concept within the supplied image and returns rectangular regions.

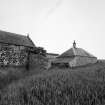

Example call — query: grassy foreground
[0,62,105,105]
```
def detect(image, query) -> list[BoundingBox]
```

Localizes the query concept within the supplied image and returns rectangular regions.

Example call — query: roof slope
[0,30,35,47]
[58,47,96,58]
[52,57,74,63]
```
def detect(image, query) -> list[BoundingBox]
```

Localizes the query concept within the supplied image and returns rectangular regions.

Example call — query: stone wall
[0,43,48,70]
[46,53,59,69]
[29,53,48,69]
[69,56,97,67]
[0,43,28,67]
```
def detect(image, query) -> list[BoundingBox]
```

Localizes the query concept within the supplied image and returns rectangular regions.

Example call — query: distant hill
[0,60,105,105]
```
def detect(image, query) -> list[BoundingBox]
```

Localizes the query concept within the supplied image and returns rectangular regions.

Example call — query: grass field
[0,61,105,105]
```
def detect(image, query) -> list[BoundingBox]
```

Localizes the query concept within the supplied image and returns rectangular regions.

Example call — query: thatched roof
[0,30,35,47]
[58,47,96,58]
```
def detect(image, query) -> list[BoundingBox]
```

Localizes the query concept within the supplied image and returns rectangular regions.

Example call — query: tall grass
[0,66,105,105]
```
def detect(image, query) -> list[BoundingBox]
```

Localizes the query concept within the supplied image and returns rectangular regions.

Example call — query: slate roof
[58,47,96,58]
[0,30,35,47]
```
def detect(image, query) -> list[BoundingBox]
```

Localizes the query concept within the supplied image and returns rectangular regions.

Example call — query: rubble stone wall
[0,43,28,66]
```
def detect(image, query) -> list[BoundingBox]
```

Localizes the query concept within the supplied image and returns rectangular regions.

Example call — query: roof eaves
[47,53,59,56]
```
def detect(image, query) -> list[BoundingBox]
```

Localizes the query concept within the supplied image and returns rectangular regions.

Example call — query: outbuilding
[52,41,97,68]
[0,30,36,68]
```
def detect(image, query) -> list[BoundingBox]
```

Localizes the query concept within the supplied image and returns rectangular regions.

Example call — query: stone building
[46,53,59,60]
[46,53,59,68]
[0,30,43,68]
[52,41,97,68]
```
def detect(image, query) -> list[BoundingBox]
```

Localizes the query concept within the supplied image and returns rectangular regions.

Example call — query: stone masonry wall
[0,43,28,66]
[69,56,97,67]
[29,53,48,69]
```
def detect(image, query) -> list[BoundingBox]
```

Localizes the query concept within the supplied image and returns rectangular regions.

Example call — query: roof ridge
[58,47,96,58]
[72,47,76,56]
[0,30,26,37]
[27,35,35,47]
[0,30,35,47]
[79,48,96,58]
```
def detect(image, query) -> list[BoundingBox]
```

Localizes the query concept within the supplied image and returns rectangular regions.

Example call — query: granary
[51,41,97,68]
[0,30,45,68]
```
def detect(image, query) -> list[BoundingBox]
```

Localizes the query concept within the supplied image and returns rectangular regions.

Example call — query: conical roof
[58,47,96,58]
[58,41,96,58]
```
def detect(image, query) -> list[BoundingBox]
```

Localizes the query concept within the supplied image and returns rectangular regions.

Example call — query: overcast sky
[0,0,105,59]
